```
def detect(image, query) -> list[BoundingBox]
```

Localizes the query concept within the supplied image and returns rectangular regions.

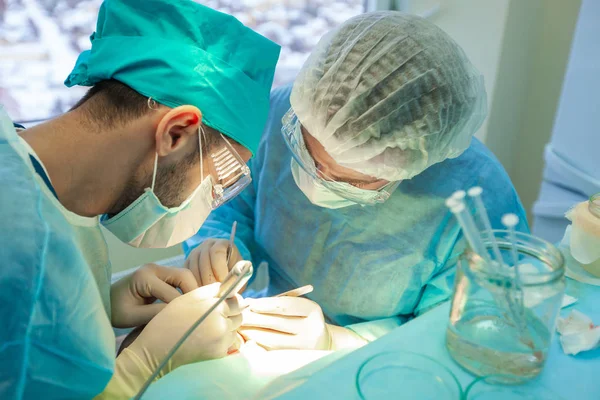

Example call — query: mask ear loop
[151,153,158,192]
[152,125,205,193]
[199,125,206,182]
[148,96,159,192]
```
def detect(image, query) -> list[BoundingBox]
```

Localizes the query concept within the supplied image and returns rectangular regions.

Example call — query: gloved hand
[110,263,198,328]
[238,296,331,351]
[98,283,244,399]
[185,239,243,286]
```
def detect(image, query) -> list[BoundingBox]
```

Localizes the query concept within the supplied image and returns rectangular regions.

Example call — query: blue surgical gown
[0,106,115,399]
[184,84,529,336]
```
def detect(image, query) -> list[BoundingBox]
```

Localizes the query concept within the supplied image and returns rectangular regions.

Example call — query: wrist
[326,324,368,351]
[121,347,154,373]
[127,340,167,378]
[96,349,155,399]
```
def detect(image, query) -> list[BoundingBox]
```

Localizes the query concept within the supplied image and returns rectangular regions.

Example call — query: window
[0,0,364,123]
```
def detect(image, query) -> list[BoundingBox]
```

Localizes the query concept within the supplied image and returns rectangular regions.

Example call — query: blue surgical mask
[282,110,400,208]
[102,130,214,248]
[290,158,357,209]
[285,119,397,208]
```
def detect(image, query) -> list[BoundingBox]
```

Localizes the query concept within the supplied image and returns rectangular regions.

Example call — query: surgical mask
[282,110,399,207]
[290,158,356,209]
[102,127,250,248]
[102,166,214,248]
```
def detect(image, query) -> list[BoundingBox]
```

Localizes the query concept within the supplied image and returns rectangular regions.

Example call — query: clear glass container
[465,375,565,399]
[356,351,462,399]
[446,230,565,384]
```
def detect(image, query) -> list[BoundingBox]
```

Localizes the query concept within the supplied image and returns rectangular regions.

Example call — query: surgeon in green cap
[0,0,280,397]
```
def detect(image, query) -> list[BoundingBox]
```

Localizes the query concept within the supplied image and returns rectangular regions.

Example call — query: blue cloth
[65,0,280,155]
[137,281,600,399]
[184,84,529,329]
[0,106,115,399]
[261,278,600,400]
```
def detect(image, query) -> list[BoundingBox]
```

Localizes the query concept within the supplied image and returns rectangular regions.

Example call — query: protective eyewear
[281,108,399,205]
[148,96,252,208]
[202,129,252,208]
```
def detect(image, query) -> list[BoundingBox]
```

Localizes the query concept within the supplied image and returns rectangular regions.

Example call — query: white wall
[485,0,581,223]
[423,0,580,223]
[426,0,511,143]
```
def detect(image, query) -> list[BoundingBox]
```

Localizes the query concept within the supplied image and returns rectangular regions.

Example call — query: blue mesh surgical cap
[290,12,487,181]
[65,0,281,155]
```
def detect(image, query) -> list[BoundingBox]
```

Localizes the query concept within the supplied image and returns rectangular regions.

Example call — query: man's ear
[155,105,202,157]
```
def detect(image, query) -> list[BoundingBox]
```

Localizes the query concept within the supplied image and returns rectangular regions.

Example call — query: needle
[226,221,237,266]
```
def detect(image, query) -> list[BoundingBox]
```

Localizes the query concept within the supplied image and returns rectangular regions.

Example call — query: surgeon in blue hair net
[184,12,528,346]
[0,0,279,398]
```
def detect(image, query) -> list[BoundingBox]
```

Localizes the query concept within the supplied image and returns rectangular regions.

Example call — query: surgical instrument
[276,285,314,298]
[469,186,503,264]
[226,221,237,266]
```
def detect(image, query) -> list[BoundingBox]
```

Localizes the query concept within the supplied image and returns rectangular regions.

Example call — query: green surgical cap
[65,0,280,155]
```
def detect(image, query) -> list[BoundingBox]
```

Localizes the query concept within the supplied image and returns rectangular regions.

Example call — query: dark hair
[71,79,226,161]
[70,79,150,128]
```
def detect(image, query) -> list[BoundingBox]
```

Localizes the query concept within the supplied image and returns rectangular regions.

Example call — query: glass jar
[446,230,565,384]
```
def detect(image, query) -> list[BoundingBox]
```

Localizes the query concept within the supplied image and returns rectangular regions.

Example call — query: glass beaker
[446,230,565,384]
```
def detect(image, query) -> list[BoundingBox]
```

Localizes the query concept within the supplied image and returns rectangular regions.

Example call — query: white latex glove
[185,239,243,286]
[97,283,244,399]
[110,263,198,328]
[239,296,331,350]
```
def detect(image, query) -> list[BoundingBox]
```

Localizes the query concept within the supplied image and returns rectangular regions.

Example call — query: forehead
[301,126,378,182]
